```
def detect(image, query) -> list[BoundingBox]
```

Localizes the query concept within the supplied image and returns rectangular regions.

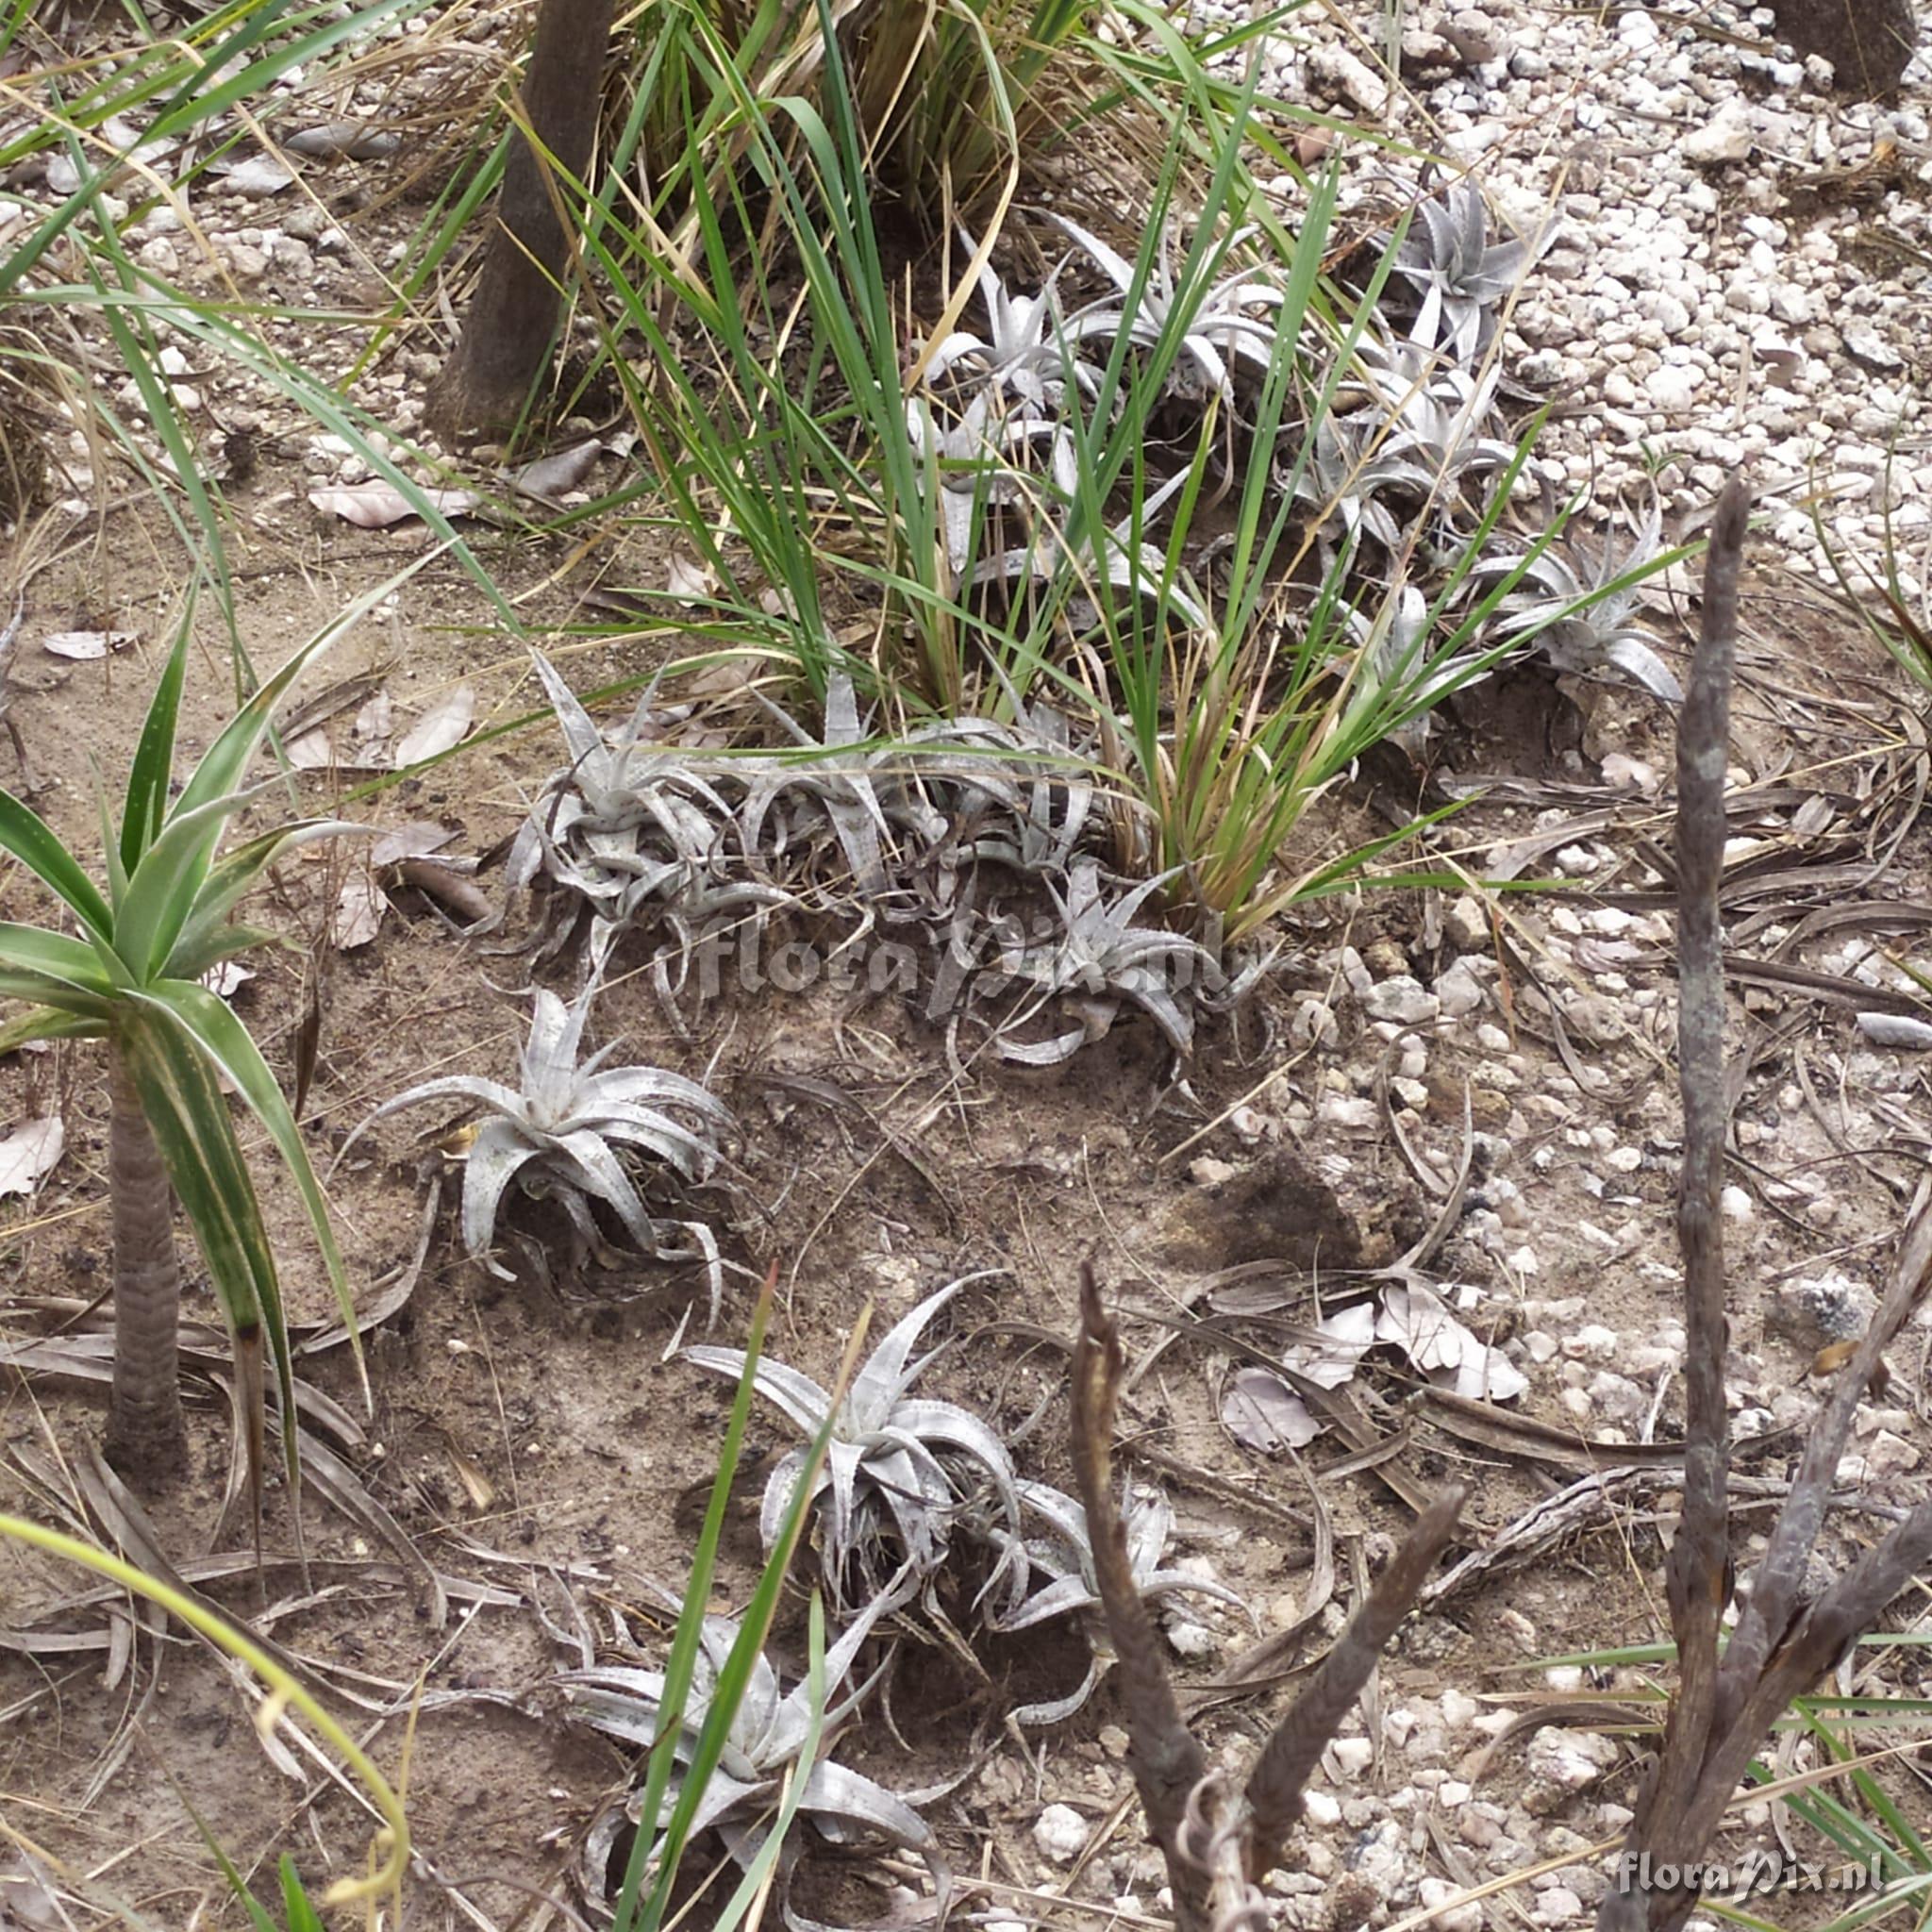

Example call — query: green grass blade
[707,1593,828,1932]
[275,1858,325,1932]
[611,1267,782,1932]
[634,1314,869,1932]
[172,549,450,824]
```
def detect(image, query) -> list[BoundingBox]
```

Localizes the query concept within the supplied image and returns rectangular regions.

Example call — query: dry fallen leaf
[284,122,401,159]
[666,550,719,600]
[1221,1366,1321,1451]
[371,822,458,867]
[284,727,337,770]
[309,481,477,528]
[42,629,137,659]
[1280,1300,1376,1391]
[0,1117,64,1197]
[511,438,606,501]
[1376,1283,1527,1402]
[447,1442,496,1511]
[220,154,294,195]
[331,874,387,950]
[393,685,474,766]
[200,960,257,999]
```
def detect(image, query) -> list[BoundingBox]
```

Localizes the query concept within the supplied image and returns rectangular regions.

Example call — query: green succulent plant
[685,1276,1023,1616]
[560,1589,940,1916]
[339,974,734,1318]
[0,608,371,1508]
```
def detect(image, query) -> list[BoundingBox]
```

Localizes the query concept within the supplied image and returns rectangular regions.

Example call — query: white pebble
[1032,1805,1089,1865]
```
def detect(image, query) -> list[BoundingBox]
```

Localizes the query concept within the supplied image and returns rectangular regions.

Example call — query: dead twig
[1595,479,1932,1932]
[1072,1263,1464,1932]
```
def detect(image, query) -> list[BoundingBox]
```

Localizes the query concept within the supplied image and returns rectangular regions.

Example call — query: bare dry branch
[1073,1267,1464,1932]
[1073,1261,1212,1929]
[1597,478,1932,1932]
[1621,475,1750,1914]
[1241,1484,1465,1881]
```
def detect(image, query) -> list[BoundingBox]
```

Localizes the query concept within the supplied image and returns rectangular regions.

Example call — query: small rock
[1165,1609,1218,1658]
[1317,1094,1379,1131]
[1536,1886,1586,1924]
[1769,1274,1873,1344]
[1436,961,1487,1019]
[1441,1687,1480,1729]
[1330,1736,1375,1778]
[1588,1372,1646,1424]
[1190,1157,1240,1188]
[1292,998,1340,1048]
[1845,329,1904,373]
[1364,975,1440,1026]
[1645,363,1700,411]
[1033,1805,1089,1865]
[1865,1430,1921,1477]
[1523,1729,1620,1815]
[1443,894,1490,952]
[225,241,270,281]
[1306,43,1389,115]
[1721,1185,1753,1222]
[1682,98,1757,164]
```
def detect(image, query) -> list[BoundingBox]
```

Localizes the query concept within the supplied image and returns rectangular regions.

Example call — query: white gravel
[1179,0,1932,595]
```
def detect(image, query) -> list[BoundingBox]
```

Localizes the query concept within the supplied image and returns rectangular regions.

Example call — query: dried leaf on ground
[370,823,458,867]
[282,122,400,159]
[42,630,136,659]
[1221,1366,1321,1450]
[1283,1300,1377,1390]
[200,960,256,999]
[510,438,606,500]
[308,481,478,528]
[666,550,719,600]
[0,1117,62,1196]
[1376,1282,1527,1401]
[393,685,474,765]
[219,154,294,195]
[331,874,386,950]
[283,728,336,770]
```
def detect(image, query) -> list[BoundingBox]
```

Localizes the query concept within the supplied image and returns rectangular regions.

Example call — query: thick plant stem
[427,0,615,436]
[104,1042,188,1484]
